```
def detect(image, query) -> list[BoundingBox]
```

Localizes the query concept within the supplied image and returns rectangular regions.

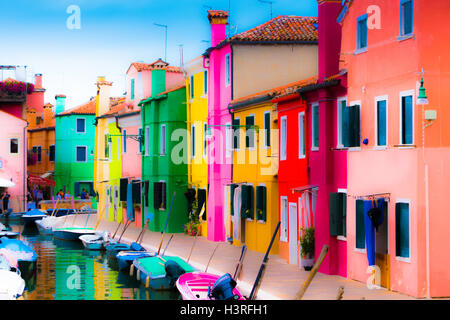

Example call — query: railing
[0,91,26,102]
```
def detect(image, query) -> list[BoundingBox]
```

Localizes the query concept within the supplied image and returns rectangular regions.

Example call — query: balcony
[0,91,26,103]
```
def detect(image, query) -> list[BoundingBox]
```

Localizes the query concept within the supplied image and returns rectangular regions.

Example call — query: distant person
[80,188,89,200]
[64,191,71,200]
[57,189,64,200]
[2,191,10,214]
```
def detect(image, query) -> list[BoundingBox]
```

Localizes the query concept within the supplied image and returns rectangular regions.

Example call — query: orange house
[27,103,56,196]
[340,0,450,297]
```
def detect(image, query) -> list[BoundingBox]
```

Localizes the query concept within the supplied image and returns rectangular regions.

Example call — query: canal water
[2,219,180,300]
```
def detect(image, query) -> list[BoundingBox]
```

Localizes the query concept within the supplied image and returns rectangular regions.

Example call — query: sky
[0,0,317,109]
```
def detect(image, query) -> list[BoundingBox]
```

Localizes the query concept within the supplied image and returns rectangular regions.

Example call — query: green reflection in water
[2,219,180,300]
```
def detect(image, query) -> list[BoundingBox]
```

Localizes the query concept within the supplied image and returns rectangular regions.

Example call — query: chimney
[96,76,112,116]
[151,67,167,98]
[43,103,54,127]
[208,10,229,47]
[26,107,37,130]
[35,74,43,88]
[317,0,342,81]
[55,95,66,115]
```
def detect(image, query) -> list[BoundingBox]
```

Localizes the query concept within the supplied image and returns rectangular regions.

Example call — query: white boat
[53,227,97,241]
[35,216,63,235]
[79,231,110,250]
[0,270,25,300]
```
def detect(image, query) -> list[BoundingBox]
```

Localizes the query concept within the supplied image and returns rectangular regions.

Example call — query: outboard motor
[209,273,239,300]
[164,260,186,287]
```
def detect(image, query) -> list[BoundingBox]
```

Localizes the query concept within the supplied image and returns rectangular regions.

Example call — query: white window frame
[263,110,271,149]
[76,117,86,134]
[337,188,347,241]
[311,103,319,151]
[246,114,256,151]
[395,198,411,263]
[75,145,88,163]
[399,89,415,147]
[145,126,150,156]
[298,111,305,159]
[191,124,196,158]
[336,97,347,149]
[374,95,389,150]
[160,124,166,156]
[280,196,288,242]
[225,53,231,87]
[280,115,287,161]
[9,138,20,155]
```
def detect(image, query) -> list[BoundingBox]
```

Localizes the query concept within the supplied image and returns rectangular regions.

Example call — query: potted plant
[299,227,315,271]
[183,194,201,237]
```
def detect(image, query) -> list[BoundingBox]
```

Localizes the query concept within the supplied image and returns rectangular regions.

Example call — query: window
[76,118,86,133]
[145,126,150,156]
[280,116,287,160]
[395,201,410,259]
[197,188,207,219]
[104,134,109,158]
[131,78,135,100]
[400,92,414,145]
[232,118,240,150]
[226,121,232,157]
[190,75,195,100]
[37,146,42,162]
[132,180,141,204]
[357,14,368,50]
[117,137,121,161]
[203,70,208,95]
[10,138,19,154]
[36,117,41,125]
[154,181,167,210]
[32,146,37,155]
[312,104,319,150]
[264,111,271,147]
[203,122,207,157]
[138,128,144,154]
[400,0,413,36]
[240,184,254,220]
[337,98,347,148]
[298,112,305,158]
[245,115,255,149]
[122,129,127,153]
[280,197,288,242]
[375,97,388,147]
[225,54,231,86]
[343,104,361,148]
[330,192,347,237]
[160,124,166,155]
[76,146,87,162]
[191,124,196,158]
[355,199,365,249]
[49,145,55,162]
[256,185,267,222]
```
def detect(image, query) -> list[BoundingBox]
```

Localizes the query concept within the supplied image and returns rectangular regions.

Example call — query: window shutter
[88,182,95,196]
[230,184,237,216]
[256,186,267,222]
[123,129,127,153]
[330,193,342,236]
[132,181,141,204]
[342,194,347,237]
[343,105,360,148]
[161,182,167,209]
[245,116,254,148]
[264,112,271,147]
[377,101,387,146]
[74,182,80,197]
[247,185,254,219]
[154,182,161,210]
[120,178,128,201]
[402,96,413,144]
[144,181,149,208]
[233,119,240,149]
[139,128,144,153]
[355,199,365,249]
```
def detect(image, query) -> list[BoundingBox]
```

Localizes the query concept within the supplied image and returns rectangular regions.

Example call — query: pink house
[0,110,27,213]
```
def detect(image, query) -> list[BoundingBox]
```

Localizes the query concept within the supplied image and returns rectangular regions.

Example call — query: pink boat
[176,272,245,300]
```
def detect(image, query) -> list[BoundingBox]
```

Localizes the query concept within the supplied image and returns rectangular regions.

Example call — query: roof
[127,59,182,74]
[229,15,318,43]
[157,84,186,97]
[58,99,96,116]
[102,101,127,116]
[207,10,229,23]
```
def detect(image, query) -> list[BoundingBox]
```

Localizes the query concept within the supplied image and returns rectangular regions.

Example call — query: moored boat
[132,255,196,291]
[35,216,63,235]
[116,250,155,271]
[0,231,20,239]
[79,231,110,250]
[176,272,245,300]
[53,227,96,241]
[0,237,37,279]
[22,209,47,224]
[0,269,25,300]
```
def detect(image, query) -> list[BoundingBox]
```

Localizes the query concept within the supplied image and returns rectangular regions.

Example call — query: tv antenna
[154,23,168,61]
[258,0,274,20]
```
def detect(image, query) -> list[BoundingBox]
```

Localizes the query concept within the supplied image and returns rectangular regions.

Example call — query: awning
[41,171,54,179]
[28,174,55,187]
[291,184,318,193]
[0,178,15,188]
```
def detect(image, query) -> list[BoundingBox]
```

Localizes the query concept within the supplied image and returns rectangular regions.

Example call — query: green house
[139,69,188,233]
[54,97,96,202]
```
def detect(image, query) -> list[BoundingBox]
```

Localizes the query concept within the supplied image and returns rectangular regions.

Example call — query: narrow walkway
[64,214,414,300]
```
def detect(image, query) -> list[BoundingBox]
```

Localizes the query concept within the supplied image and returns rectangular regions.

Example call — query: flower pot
[301,255,314,271]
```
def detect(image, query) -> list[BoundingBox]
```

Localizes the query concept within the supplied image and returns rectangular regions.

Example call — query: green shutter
[74,182,80,197]
[233,118,240,149]
[402,96,413,144]
[264,112,270,147]
[131,78,135,100]
[355,199,365,249]
[313,105,319,147]
[241,185,248,219]
[247,185,254,220]
[256,186,267,222]
[139,128,144,153]
[377,100,387,146]
[396,202,410,258]
[343,105,360,148]
[230,184,238,216]
[342,193,347,237]
[330,193,343,236]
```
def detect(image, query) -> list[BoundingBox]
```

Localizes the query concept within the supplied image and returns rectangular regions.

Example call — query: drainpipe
[23,121,29,212]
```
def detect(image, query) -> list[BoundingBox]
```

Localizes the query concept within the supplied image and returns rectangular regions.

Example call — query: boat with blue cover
[0,237,37,279]
[22,209,47,224]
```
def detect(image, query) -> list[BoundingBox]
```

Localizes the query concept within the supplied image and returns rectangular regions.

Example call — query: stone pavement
[64,214,415,300]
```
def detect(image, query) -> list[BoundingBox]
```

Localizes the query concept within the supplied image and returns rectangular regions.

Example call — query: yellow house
[93,77,125,224]
[227,97,279,254]
[185,56,208,237]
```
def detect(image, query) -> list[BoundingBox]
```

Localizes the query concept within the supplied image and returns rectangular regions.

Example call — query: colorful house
[204,10,319,245]
[184,56,208,237]
[275,0,348,275]
[54,96,97,200]
[139,64,188,233]
[26,102,56,197]
[339,0,450,297]
[0,110,27,212]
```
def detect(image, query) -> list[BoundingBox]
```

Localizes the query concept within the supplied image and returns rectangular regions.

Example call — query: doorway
[288,202,298,265]
[375,200,390,289]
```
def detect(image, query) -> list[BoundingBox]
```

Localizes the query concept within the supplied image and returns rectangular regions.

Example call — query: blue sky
[0,0,317,109]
